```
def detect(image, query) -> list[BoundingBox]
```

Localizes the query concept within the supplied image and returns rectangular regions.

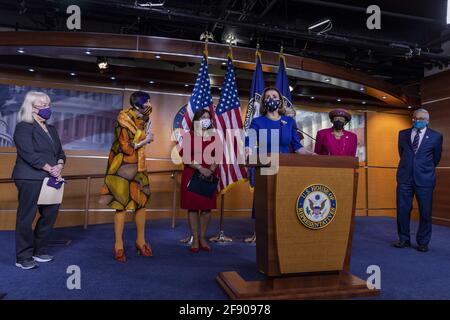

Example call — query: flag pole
[200,31,214,57]
[209,40,236,244]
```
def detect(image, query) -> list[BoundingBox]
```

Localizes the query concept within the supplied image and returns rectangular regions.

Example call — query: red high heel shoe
[114,248,127,262]
[136,243,153,257]
[190,247,199,253]
[200,243,211,252]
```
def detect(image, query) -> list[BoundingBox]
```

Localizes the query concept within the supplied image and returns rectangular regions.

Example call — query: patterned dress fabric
[100,107,150,211]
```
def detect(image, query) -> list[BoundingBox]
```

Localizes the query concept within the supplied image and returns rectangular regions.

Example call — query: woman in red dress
[180,109,218,253]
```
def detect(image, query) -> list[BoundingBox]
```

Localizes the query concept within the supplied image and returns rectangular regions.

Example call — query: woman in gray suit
[12,91,66,270]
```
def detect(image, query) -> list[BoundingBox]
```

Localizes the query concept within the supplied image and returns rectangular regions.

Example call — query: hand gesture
[198,167,212,178]
[145,132,154,144]
[49,164,63,177]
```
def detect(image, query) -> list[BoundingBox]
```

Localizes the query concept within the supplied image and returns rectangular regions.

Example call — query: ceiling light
[308,18,332,35]
[308,19,331,30]
[359,87,365,91]
[136,1,165,8]
[447,0,450,24]
[28,68,35,72]
[149,80,155,84]
[337,98,341,102]
[184,84,189,87]
[155,55,161,59]
[110,76,116,80]
[362,101,367,105]
[408,105,412,109]
[70,72,76,76]
[289,85,294,92]
[382,96,387,100]
[324,78,331,82]
[17,48,25,54]
[310,96,315,100]
[97,57,109,73]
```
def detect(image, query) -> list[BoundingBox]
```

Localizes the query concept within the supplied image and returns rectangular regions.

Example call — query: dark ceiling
[0,0,449,88]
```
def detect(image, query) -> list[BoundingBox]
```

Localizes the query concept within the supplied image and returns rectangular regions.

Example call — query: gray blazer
[12,121,66,181]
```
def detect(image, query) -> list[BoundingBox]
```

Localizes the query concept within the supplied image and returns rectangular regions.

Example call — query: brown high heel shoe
[114,248,127,262]
[136,243,153,257]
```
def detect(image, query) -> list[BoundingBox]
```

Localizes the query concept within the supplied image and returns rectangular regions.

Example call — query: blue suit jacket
[396,127,443,187]
[12,121,66,181]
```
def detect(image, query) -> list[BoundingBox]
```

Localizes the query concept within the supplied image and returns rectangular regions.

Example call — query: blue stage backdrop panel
[0,84,123,151]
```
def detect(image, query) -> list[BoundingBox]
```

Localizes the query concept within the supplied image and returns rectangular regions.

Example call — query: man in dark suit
[394,108,443,252]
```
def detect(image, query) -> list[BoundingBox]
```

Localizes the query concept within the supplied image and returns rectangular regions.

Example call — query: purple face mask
[37,107,52,120]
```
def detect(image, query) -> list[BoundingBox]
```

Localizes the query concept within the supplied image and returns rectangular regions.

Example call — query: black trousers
[14,179,60,262]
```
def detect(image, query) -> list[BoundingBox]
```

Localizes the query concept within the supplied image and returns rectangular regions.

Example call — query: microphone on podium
[297,128,316,141]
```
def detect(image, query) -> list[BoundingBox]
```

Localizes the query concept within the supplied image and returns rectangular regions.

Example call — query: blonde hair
[259,87,286,116]
[17,91,51,123]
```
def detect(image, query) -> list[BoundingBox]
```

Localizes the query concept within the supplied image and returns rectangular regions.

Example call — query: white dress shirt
[410,127,427,151]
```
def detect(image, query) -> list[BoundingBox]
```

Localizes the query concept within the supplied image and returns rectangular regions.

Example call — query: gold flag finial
[200,31,214,57]
[225,34,236,60]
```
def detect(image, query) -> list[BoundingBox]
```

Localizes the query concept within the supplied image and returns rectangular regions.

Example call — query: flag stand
[179,235,193,245]
[209,193,232,243]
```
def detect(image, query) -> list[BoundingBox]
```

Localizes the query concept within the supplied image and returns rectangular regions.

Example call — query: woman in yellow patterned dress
[100,91,154,262]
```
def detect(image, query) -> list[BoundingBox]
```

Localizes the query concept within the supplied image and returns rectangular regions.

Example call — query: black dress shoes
[393,240,411,248]
[416,244,429,252]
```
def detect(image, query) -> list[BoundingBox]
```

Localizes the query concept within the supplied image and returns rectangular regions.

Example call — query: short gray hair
[413,108,430,120]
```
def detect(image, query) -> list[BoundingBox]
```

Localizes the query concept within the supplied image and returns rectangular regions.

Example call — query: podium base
[216,271,380,300]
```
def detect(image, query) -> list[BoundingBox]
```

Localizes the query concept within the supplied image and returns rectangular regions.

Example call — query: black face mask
[265,98,281,112]
[332,120,345,131]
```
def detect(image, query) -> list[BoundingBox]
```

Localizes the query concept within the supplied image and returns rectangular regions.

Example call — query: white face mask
[200,118,211,129]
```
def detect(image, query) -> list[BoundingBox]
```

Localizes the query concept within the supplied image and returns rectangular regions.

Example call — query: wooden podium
[217,154,380,299]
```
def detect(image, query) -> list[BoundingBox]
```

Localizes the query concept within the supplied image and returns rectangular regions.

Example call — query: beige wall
[366,112,419,218]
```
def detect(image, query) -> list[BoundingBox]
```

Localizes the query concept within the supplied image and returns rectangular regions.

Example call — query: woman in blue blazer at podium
[246,87,314,157]
[244,87,315,243]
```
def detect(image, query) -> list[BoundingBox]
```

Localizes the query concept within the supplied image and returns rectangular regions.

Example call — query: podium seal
[296,184,337,230]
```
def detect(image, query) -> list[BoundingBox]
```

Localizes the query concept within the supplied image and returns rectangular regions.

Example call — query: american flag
[178,54,215,148]
[214,56,247,193]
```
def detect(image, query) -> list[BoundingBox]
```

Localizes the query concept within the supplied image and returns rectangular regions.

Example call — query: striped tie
[412,129,421,153]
